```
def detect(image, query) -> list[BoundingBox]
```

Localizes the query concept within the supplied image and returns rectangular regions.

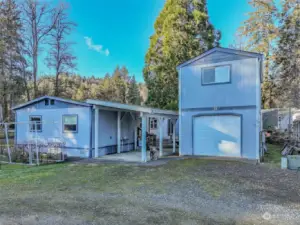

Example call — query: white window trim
[29,115,42,132]
[63,115,78,133]
[201,64,231,85]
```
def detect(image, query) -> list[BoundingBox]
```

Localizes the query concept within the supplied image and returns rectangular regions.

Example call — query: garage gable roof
[176,47,263,69]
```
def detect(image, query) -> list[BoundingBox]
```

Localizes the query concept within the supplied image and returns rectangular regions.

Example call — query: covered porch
[87,99,178,162]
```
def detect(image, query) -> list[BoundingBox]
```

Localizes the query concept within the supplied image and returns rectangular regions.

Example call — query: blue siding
[98,110,118,148]
[15,101,92,158]
[180,52,260,160]
[181,58,257,109]
[93,110,136,156]
[180,109,258,159]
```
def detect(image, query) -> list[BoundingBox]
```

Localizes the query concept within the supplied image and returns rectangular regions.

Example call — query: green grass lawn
[1,157,299,225]
[0,159,253,225]
[0,160,222,196]
[264,144,282,167]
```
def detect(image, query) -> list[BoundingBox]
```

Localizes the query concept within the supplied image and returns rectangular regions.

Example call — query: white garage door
[193,115,241,157]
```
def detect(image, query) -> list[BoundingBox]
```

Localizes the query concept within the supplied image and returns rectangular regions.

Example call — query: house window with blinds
[63,115,78,132]
[201,65,231,85]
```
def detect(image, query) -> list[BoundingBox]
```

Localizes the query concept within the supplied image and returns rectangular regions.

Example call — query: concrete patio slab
[95,147,178,163]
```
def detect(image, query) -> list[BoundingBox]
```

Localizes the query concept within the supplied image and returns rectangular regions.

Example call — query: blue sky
[39,0,253,82]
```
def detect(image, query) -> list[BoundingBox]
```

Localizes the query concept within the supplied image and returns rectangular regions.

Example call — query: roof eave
[12,96,91,110]
[87,99,178,117]
[176,47,264,70]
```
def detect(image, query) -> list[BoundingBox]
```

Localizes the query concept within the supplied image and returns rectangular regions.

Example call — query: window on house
[202,65,230,85]
[63,115,78,132]
[150,118,157,129]
[29,116,42,132]
[45,99,49,105]
[50,99,55,105]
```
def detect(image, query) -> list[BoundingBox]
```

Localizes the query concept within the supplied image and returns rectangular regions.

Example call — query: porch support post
[134,119,137,150]
[94,108,99,158]
[159,117,164,157]
[172,119,176,154]
[141,114,147,162]
[117,111,121,154]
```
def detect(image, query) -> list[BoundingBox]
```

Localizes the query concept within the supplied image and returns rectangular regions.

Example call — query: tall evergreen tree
[238,0,278,109]
[144,0,220,110]
[112,66,128,103]
[0,0,26,120]
[275,0,300,107]
[127,75,141,105]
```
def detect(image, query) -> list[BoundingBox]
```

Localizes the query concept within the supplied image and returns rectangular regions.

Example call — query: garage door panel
[193,115,241,157]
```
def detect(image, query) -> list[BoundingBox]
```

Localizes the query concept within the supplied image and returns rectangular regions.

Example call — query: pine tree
[112,66,128,103]
[0,0,26,120]
[127,75,141,105]
[275,0,300,107]
[238,0,278,109]
[144,0,220,110]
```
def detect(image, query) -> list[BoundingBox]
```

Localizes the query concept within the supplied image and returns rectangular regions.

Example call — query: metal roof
[176,47,264,69]
[13,96,178,117]
[12,96,91,110]
[86,99,178,117]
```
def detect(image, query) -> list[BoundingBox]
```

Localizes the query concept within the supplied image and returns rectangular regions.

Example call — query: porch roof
[86,99,178,118]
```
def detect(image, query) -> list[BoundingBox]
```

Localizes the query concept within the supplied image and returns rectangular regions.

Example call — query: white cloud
[84,36,109,56]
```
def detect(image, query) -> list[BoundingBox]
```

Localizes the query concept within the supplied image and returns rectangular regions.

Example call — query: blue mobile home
[177,47,263,160]
[12,96,178,161]
[13,97,92,157]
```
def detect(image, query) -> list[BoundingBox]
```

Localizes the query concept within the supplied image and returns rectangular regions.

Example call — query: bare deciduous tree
[21,0,59,98]
[46,3,76,96]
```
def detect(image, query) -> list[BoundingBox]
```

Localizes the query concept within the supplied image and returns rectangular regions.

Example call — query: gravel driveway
[0,158,299,225]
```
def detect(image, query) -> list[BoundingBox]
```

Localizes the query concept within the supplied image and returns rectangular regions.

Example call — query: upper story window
[45,99,49,105]
[29,116,42,132]
[50,99,55,105]
[63,115,78,132]
[202,65,231,85]
[150,118,157,129]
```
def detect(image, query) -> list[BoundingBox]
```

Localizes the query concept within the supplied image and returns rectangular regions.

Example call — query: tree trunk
[55,72,59,96]
[33,49,38,98]
[2,82,8,121]
[23,72,30,101]
[32,10,38,99]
